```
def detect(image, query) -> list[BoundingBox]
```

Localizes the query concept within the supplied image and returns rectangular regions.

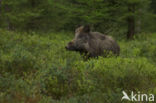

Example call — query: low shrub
[0,30,156,103]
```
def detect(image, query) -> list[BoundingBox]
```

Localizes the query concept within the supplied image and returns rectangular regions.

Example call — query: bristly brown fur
[65,25,120,58]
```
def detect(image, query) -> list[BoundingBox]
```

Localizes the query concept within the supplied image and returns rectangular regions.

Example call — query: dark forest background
[0,0,156,39]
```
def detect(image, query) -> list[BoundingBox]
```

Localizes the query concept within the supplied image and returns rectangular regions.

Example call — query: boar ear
[83,25,90,33]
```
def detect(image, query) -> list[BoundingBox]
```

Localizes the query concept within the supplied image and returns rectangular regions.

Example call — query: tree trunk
[127,5,135,39]
[127,17,135,39]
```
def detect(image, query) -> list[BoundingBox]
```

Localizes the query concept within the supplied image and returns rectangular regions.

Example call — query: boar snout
[65,41,75,50]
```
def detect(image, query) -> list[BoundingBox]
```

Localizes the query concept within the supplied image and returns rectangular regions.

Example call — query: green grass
[0,29,156,103]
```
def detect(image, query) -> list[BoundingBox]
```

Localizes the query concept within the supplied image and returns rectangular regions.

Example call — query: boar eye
[78,35,84,38]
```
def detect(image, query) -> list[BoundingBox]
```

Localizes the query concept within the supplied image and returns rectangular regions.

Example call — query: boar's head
[65,25,91,53]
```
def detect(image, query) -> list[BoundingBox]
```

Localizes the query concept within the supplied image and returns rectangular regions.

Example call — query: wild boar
[65,25,120,58]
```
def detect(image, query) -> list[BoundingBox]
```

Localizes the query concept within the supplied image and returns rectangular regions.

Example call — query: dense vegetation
[0,0,156,103]
[0,29,156,103]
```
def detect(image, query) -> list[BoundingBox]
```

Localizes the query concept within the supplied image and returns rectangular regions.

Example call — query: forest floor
[0,29,156,103]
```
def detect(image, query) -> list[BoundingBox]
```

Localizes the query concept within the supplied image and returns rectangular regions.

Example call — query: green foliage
[0,0,155,33]
[0,29,156,102]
